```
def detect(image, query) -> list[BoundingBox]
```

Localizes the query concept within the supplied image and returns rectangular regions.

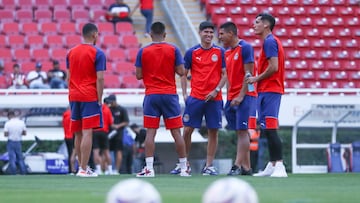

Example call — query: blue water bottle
[245,72,255,92]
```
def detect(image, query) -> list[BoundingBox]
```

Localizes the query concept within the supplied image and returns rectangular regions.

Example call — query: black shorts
[93,131,109,149]
[109,132,123,151]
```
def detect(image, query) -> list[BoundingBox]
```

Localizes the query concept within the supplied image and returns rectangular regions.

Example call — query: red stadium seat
[20,61,36,73]
[17,0,33,10]
[121,75,142,88]
[33,0,51,10]
[45,35,64,48]
[106,48,126,62]
[324,6,337,16]
[97,22,115,35]
[321,81,339,89]
[0,36,6,49]
[51,0,68,10]
[1,0,18,10]
[58,22,77,35]
[351,50,360,60]
[49,48,68,61]
[25,35,45,49]
[0,10,15,23]
[12,49,31,62]
[1,22,20,35]
[285,70,297,79]
[308,7,322,16]
[90,8,107,22]
[120,35,140,49]
[53,8,72,23]
[300,70,315,80]
[0,75,10,88]
[228,6,243,18]
[319,50,333,60]
[333,71,348,80]
[298,17,313,27]
[126,47,139,63]
[104,74,121,88]
[64,35,82,49]
[6,35,25,49]
[72,10,90,23]
[315,70,332,80]
[20,22,40,36]
[39,22,58,35]
[100,35,121,49]
[309,60,325,70]
[31,48,50,62]
[113,61,134,76]
[286,50,301,59]
[67,0,86,10]
[34,9,53,23]
[294,39,310,49]
[115,22,135,36]
[342,61,358,71]
[303,50,318,60]
[282,39,294,48]
[292,7,306,16]
[294,60,308,70]
[15,9,33,23]
[328,39,342,48]
[86,0,104,10]
[304,81,321,89]
[335,50,349,60]
[349,71,360,80]
[0,48,12,61]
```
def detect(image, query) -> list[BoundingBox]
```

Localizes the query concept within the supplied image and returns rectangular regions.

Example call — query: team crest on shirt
[183,114,190,123]
[211,54,218,62]
[234,53,239,60]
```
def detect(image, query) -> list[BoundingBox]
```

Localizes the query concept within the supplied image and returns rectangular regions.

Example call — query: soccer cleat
[170,163,181,175]
[227,165,241,176]
[270,162,288,178]
[241,167,253,176]
[179,169,191,177]
[136,167,155,178]
[76,167,98,177]
[202,166,218,176]
[253,162,274,177]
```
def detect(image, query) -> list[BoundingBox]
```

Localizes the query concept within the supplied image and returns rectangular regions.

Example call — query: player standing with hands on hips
[246,13,287,177]
[66,23,106,177]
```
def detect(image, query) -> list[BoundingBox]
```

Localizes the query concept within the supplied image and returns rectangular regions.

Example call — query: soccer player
[246,13,287,177]
[66,23,106,177]
[218,21,257,176]
[171,21,227,176]
[135,21,190,177]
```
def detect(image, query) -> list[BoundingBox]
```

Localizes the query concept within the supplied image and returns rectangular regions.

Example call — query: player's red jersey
[94,104,113,132]
[257,34,285,94]
[62,109,73,139]
[226,40,257,100]
[135,42,184,95]
[140,0,153,9]
[66,44,106,102]
[184,44,225,101]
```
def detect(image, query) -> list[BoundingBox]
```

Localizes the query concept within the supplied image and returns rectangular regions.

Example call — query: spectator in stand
[0,60,5,76]
[8,64,27,89]
[106,0,133,25]
[131,0,154,37]
[26,62,50,89]
[107,94,130,175]
[48,60,67,89]
[3,110,27,175]
[62,107,77,174]
[92,100,114,175]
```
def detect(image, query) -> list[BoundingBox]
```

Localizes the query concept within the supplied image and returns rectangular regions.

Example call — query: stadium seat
[349,71,360,80]
[315,70,332,80]
[229,6,242,18]
[352,50,360,60]
[125,47,139,63]
[284,60,292,70]
[120,35,140,49]
[319,50,333,60]
[299,17,313,26]
[53,8,72,23]
[1,0,17,10]
[34,9,53,23]
[303,50,318,60]
[113,61,135,76]
[45,35,64,48]
[39,22,58,35]
[89,8,106,22]
[104,74,121,88]
[15,9,33,22]
[325,60,341,70]
[277,7,290,16]
[337,28,351,38]
[333,71,348,80]
[321,81,338,89]
[86,0,104,10]
[50,0,68,10]
[286,50,300,59]
[346,17,359,27]
[12,49,31,62]
[100,35,121,49]
[49,48,68,61]
[292,7,306,16]
[303,80,321,89]
[294,60,308,70]
[72,9,90,23]
[58,22,77,35]
[205,0,223,16]
[20,22,40,36]
[0,36,6,49]
[115,22,135,36]
[64,35,82,49]
[312,38,326,48]
[339,81,355,89]
[97,22,115,35]
[274,28,287,37]
[33,0,51,10]
[342,60,358,71]
[1,22,20,35]
[19,61,36,73]
[324,6,337,16]
[0,75,10,88]
[344,38,357,49]
[309,60,325,70]
[285,70,297,79]
[17,0,33,10]
[6,35,25,49]
[328,39,342,48]
[0,48,12,61]
[289,28,304,37]
[300,70,315,80]
[335,50,349,60]
[106,48,126,62]
[67,0,87,10]
[0,10,15,23]
[31,48,50,62]
[25,35,45,49]
[295,39,310,48]
[121,75,142,88]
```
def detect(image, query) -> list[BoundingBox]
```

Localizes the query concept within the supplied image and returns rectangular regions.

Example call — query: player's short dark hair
[151,22,165,35]
[199,21,215,31]
[256,13,276,31]
[82,23,98,37]
[7,110,15,117]
[219,21,238,35]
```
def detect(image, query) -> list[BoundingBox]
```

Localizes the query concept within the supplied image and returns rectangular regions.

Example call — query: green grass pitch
[0,173,359,203]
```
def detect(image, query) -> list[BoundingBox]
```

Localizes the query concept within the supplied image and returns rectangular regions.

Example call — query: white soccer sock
[179,157,187,170]
[146,157,154,170]
[107,165,113,173]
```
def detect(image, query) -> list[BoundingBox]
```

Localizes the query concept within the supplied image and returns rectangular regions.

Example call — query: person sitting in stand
[8,63,28,89]
[106,0,133,24]
[47,60,67,89]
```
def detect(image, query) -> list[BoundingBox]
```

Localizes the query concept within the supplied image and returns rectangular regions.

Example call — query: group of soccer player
[66,12,287,178]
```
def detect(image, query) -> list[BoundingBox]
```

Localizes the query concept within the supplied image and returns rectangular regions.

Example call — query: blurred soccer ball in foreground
[202,177,258,203]
[106,178,161,203]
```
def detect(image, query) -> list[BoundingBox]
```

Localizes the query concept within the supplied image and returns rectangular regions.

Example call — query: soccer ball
[106,178,161,203]
[202,177,258,203]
